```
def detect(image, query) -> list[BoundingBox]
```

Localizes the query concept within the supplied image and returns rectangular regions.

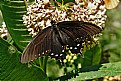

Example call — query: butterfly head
[51,20,58,28]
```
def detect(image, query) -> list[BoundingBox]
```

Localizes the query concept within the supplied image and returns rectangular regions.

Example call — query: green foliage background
[0,0,121,81]
[101,4,121,63]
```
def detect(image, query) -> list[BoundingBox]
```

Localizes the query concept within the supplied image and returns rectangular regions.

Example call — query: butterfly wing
[49,29,66,60]
[21,25,68,63]
[57,21,102,54]
[104,0,119,9]
[21,27,52,63]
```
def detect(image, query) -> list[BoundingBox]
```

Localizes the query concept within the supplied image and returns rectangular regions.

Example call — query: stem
[33,64,44,72]
[38,56,48,73]
[43,56,48,73]
[24,0,28,10]
[39,57,43,67]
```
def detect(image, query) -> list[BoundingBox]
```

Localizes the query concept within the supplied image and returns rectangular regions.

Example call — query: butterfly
[21,21,102,63]
[103,0,119,9]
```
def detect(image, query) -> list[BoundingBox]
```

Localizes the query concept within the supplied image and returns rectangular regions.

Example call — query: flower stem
[39,56,48,73]
[43,56,48,73]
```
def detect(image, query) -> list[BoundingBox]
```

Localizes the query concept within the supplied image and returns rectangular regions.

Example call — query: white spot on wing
[42,52,44,54]
[62,50,64,52]
[46,50,48,52]
[70,47,73,49]
[77,44,80,46]
[51,53,54,55]
[74,47,77,49]
[55,54,58,57]
[60,54,63,56]
[39,54,41,56]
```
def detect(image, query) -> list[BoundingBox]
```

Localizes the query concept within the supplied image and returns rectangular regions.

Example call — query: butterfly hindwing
[50,30,65,59]
[58,21,102,54]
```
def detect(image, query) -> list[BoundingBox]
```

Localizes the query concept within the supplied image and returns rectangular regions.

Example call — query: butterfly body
[21,21,102,63]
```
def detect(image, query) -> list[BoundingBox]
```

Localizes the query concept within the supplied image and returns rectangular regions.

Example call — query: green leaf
[0,38,48,81]
[82,45,102,67]
[0,0,4,8]
[1,0,31,51]
[68,61,121,81]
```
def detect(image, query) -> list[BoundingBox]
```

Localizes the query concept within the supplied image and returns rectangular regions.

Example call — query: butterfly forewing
[21,27,52,63]
[58,21,102,41]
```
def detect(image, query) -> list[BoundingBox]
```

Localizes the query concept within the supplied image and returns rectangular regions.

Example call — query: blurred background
[100,1,121,63]
[0,0,121,81]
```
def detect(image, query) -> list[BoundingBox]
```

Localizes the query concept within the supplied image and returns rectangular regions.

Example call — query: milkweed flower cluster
[23,0,107,37]
[22,0,107,64]
[73,0,107,28]
[23,0,71,36]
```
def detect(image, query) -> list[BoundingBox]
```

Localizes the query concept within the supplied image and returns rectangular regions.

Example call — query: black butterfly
[21,21,102,63]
